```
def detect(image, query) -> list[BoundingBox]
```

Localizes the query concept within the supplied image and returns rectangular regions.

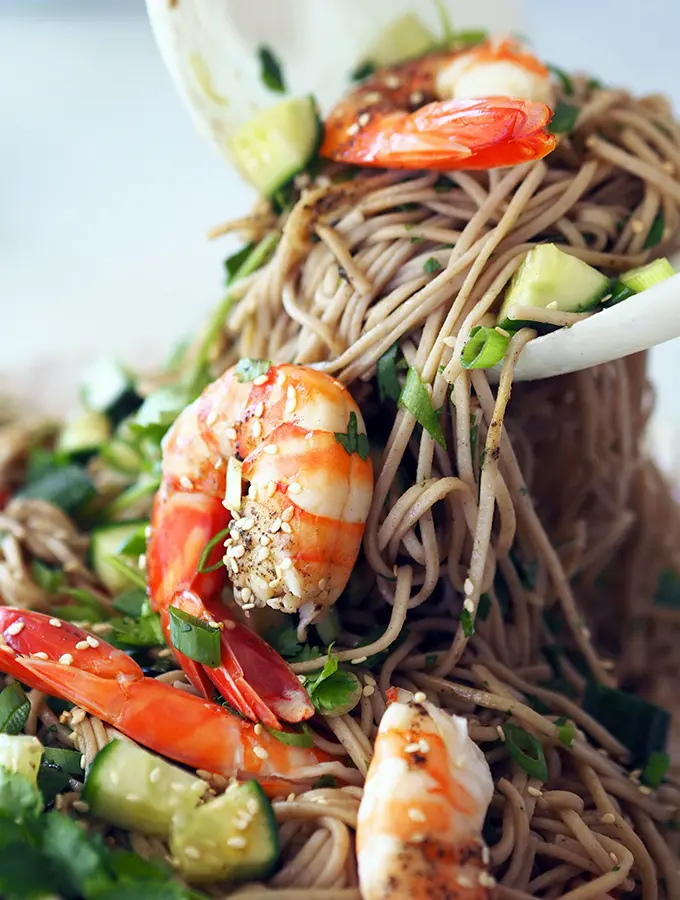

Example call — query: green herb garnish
[460,608,475,637]
[504,724,548,780]
[644,212,665,249]
[424,256,443,274]
[377,342,402,403]
[642,750,670,789]
[197,527,231,575]
[555,716,575,747]
[265,725,314,748]
[582,682,670,765]
[461,325,510,370]
[301,648,361,715]
[258,45,286,93]
[350,61,375,82]
[548,100,580,134]
[547,64,574,95]
[0,684,30,735]
[234,358,272,384]
[169,607,221,668]
[399,367,446,449]
[334,412,370,461]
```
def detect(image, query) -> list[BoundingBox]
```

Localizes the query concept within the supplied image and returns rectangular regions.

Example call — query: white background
[2,0,680,440]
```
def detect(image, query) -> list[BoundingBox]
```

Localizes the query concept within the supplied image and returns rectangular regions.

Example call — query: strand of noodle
[272,829,331,888]
[587,134,680,202]
[25,689,45,736]
[527,864,582,894]
[282,281,346,356]
[230,890,361,899]
[292,565,411,672]
[325,717,371,776]
[498,777,532,887]
[436,330,533,674]
[629,808,680,900]
[558,835,633,900]
[502,305,592,327]
[560,807,620,875]
[378,631,422,697]
[274,801,358,830]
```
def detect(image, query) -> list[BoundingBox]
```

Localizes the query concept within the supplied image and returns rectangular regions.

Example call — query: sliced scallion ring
[169,607,221,668]
[504,723,548,781]
[461,326,511,370]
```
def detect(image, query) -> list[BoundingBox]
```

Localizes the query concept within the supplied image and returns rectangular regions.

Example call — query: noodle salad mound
[1,22,680,900]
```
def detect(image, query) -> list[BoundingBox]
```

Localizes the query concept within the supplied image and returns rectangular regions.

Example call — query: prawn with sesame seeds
[321,37,556,171]
[357,692,494,900]
[146,361,373,730]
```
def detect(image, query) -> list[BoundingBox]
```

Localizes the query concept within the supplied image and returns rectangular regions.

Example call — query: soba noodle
[2,73,680,897]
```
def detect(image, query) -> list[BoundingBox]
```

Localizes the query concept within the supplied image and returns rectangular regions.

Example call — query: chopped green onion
[41,749,83,776]
[197,527,231,575]
[103,556,147,590]
[547,64,574,95]
[548,100,580,134]
[642,751,669,789]
[582,682,669,764]
[117,523,148,557]
[169,607,221,668]
[399,367,446,449]
[224,243,255,283]
[264,725,314,748]
[423,256,443,274]
[602,281,634,308]
[0,684,30,735]
[334,412,370,461]
[377,342,402,403]
[653,569,680,609]
[461,325,510,370]
[258,45,286,93]
[504,724,548,781]
[234,358,272,383]
[644,212,665,249]
[554,717,575,747]
[460,608,475,638]
[620,257,675,293]
[17,465,95,514]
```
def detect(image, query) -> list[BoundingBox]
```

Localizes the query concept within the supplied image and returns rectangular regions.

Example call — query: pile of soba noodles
[3,69,680,899]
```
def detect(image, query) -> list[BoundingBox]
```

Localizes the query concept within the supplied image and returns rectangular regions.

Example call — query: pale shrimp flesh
[147,361,373,728]
[321,38,557,171]
[0,607,359,793]
[357,694,494,899]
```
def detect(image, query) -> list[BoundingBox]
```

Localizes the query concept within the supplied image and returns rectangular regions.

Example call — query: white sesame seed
[419,739,430,753]
[0,644,15,655]
[206,411,218,426]
[347,122,360,136]
[411,832,425,843]
[253,746,269,760]
[86,636,99,648]
[251,419,262,439]
[179,475,194,490]
[265,481,276,498]
[227,836,247,849]
[59,654,74,666]
[582,626,591,639]
[254,401,264,417]
[409,90,424,105]
[527,786,543,798]
[259,535,271,547]
[144,525,152,539]
[75,640,89,650]
[482,845,490,865]
[254,723,263,735]
[6,621,24,636]
[242,603,255,611]
[227,545,246,558]
[456,875,473,888]
[264,444,278,455]
[229,558,239,575]
[214,457,223,469]
[385,75,400,89]
[241,517,255,531]
[72,800,89,813]
[280,521,292,534]
[413,691,427,704]
[280,557,293,570]
[270,518,282,534]
[184,846,201,860]
[171,782,186,792]
[149,768,161,783]
[358,112,370,127]
[363,685,375,697]
[404,742,421,753]
[71,708,86,725]
[463,578,474,596]
[364,674,376,687]
[601,812,616,824]
[49,618,62,628]
[285,386,297,414]
[256,547,270,563]
[463,598,475,613]
[317,578,326,590]
[226,427,237,440]
[241,587,252,602]
[247,798,260,815]
[297,674,306,683]
[639,785,653,795]
[138,553,146,569]
[496,725,506,742]
[32,651,49,660]
[288,482,302,494]
[234,818,249,830]
[479,873,496,888]
[408,807,426,822]
[253,374,269,386]
[281,506,294,522]
[351,655,367,664]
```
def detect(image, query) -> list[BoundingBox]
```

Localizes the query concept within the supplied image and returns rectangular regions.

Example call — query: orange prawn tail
[322,97,556,171]
[148,481,314,729]
[0,608,333,785]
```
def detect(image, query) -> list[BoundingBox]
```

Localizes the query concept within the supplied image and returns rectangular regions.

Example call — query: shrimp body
[321,38,556,171]
[0,607,357,791]
[147,362,373,727]
[357,698,494,899]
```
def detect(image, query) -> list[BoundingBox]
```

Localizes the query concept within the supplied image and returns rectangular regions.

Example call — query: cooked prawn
[357,693,494,899]
[321,38,556,171]
[0,607,359,792]
[147,361,373,729]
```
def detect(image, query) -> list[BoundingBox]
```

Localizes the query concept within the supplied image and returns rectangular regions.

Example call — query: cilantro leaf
[30,560,64,593]
[113,588,147,618]
[43,811,111,897]
[460,608,475,638]
[350,61,375,82]
[0,770,42,821]
[57,587,108,624]
[109,611,165,648]
[292,644,323,663]
[224,243,255,284]
[377,342,402,403]
[555,716,575,747]
[548,100,580,134]
[334,412,370,461]
[234,358,271,383]
[301,648,360,714]
[0,683,30,735]
[263,625,302,660]
[399,367,446,449]
[547,63,574,95]
[258,45,286,93]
